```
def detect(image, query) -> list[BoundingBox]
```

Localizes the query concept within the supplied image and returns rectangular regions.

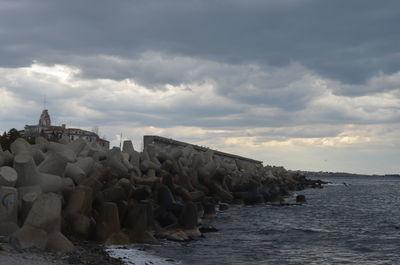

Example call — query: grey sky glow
[0,0,399,174]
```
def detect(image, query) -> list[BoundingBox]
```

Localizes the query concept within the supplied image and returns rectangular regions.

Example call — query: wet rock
[219,203,229,211]
[296,194,307,204]
[199,224,219,233]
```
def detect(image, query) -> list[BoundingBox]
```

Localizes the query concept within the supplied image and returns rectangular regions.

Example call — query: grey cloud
[1,0,400,89]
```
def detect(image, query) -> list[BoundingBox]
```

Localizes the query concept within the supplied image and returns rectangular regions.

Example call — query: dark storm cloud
[1,0,400,92]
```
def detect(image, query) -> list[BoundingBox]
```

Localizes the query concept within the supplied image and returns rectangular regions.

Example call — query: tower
[38,109,51,127]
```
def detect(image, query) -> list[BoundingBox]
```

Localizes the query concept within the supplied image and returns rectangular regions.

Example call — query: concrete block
[0,166,18,187]
[0,186,18,224]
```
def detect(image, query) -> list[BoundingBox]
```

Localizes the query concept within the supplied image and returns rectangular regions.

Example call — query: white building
[23,109,109,149]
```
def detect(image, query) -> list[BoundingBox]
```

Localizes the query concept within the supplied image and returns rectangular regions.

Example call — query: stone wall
[143,135,263,170]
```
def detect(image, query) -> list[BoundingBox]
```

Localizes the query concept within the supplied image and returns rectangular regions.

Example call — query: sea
[107,176,400,265]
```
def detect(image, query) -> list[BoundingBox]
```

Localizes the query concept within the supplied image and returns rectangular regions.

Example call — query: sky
[0,0,399,174]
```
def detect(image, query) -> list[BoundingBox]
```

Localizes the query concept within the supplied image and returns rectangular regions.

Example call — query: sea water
[108,176,400,264]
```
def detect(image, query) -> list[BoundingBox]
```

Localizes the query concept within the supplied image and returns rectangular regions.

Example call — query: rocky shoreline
[0,135,324,264]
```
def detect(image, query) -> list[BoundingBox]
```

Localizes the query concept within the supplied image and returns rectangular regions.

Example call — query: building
[23,109,109,149]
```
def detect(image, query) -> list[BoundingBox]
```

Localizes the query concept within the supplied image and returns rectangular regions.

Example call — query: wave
[107,246,181,265]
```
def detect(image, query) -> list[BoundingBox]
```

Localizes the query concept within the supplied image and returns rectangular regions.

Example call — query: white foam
[106,246,181,265]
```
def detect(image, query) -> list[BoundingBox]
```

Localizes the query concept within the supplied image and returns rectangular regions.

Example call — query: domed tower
[38,109,51,127]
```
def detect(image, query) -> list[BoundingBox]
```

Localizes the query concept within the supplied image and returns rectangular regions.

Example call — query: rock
[178,203,198,229]
[219,203,229,211]
[199,224,218,233]
[296,194,307,204]
[164,229,190,242]
[0,166,18,187]
[45,232,75,253]
[234,191,264,205]
[0,186,18,224]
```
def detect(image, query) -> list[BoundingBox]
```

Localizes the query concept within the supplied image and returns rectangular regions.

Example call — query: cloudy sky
[1,0,399,174]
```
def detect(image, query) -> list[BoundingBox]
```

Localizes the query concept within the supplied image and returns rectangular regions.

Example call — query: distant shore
[293,170,400,179]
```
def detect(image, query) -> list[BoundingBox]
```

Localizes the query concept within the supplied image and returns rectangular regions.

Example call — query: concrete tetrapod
[10,138,31,156]
[75,157,95,175]
[64,163,86,184]
[11,192,74,252]
[68,138,87,157]
[95,202,121,243]
[14,153,64,193]
[124,202,159,244]
[64,185,93,238]
[0,186,19,235]
[106,147,130,176]
[46,142,77,163]
[122,140,135,154]
[19,189,41,226]
[0,166,18,187]
[37,153,68,177]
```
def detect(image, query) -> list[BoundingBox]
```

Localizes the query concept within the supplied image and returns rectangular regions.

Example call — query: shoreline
[0,136,324,264]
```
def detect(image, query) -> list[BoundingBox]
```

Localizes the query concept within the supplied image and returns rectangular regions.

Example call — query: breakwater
[0,135,322,255]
